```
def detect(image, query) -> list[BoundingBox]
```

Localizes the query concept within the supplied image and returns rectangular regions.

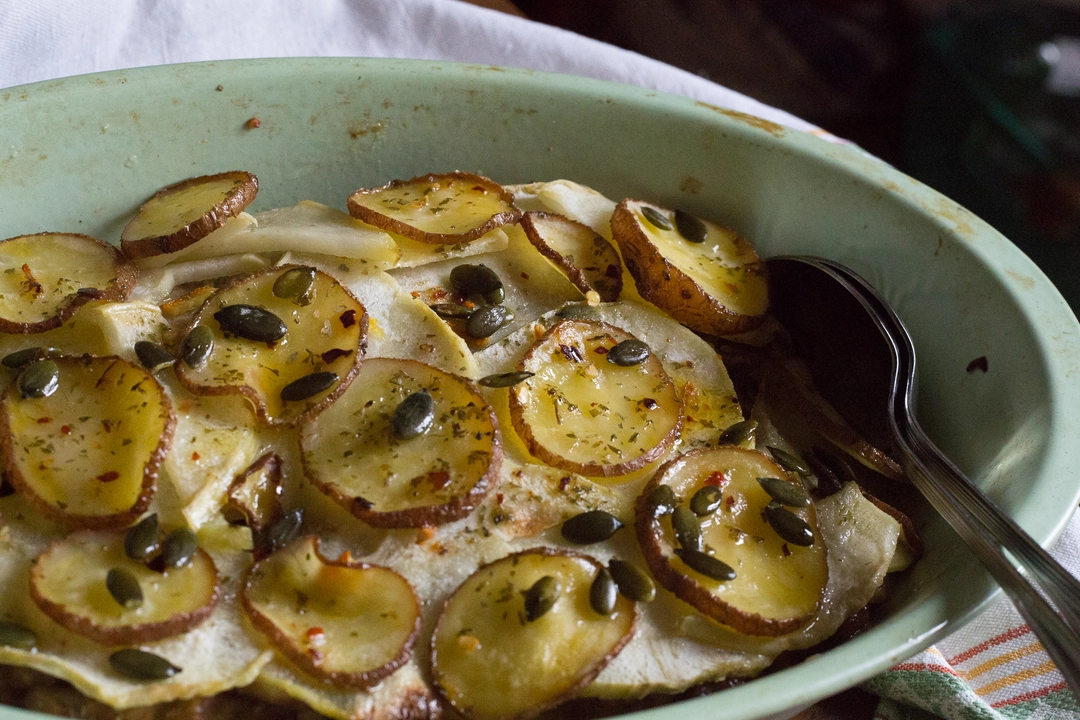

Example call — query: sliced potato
[0,233,138,334]
[431,548,637,720]
[509,319,683,478]
[121,171,259,260]
[301,357,501,528]
[393,226,511,269]
[610,200,768,336]
[520,212,622,302]
[30,529,219,644]
[132,213,258,271]
[174,264,367,426]
[224,451,284,533]
[347,172,519,245]
[0,356,174,528]
[636,447,828,636]
[508,180,618,239]
[242,536,420,689]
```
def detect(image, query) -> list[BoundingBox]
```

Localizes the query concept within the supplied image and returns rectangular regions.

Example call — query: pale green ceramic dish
[1,58,1079,720]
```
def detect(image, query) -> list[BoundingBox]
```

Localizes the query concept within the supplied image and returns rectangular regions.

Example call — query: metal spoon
[767,255,1080,696]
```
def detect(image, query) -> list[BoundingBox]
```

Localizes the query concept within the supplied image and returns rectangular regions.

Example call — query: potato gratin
[0,171,920,720]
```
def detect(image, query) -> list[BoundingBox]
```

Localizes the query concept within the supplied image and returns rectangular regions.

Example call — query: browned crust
[0,233,139,335]
[0,355,175,530]
[120,171,258,260]
[29,536,220,645]
[173,264,368,428]
[225,451,284,533]
[302,359,503,529]
[634,447,814,637]
[347,171,520,245]
[862,491,925,559]
[610,200,767,336]
[241,536,421,689]
[430,547,639,720]
[520,211,623,302]
[508,319,683,478]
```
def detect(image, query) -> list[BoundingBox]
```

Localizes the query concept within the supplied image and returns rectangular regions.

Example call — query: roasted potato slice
[224,451,284,533]
[347,172,519,245]
[431,548,637,720]
[0,356,174,528]
[520,211,622,302]
[120,171,258,260]
[0,233,137,334]
[300,357,501,528]
[610,200,768,336]
[508,319,683,477]
[174,264,367,426]
[242,535,420,689]
[636,447,828,636]
[29,529,219,644]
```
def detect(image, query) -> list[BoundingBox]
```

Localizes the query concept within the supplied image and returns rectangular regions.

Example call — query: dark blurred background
[507,0,1080,310]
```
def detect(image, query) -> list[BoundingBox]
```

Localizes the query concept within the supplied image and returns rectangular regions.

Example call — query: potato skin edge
[520,211,622,303]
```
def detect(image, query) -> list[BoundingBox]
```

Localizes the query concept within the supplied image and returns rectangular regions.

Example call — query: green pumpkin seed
[641,206,673,231]
[214,305,288,343]
[589,567,617,616]
[280,371,339,402]
[647,484,678,517]
[391,390,435,439]
[466,305,513,339]
[805,448,853,497]
[606,339,650,367]
[125,513,160,561]
[523,575,560,622]
[674,210,708,243]
[161,528,198,569]
[273,267,316,302]
[2,347,52,370]
[109,649,181,681]
[764,501,815,546]
[430,303,475,319]
[561,510,624,544]
[671,506,702,551]
[478,371,534,388]
[676,548,736,581]
[450,264,503,297]
[690,486,723,516]
[482,286,505,305]
[258,508,304,558]
[18,360,59,400]
[718,419,758,446]
[767,446,811,476]
[556,303,600,321]
[608,559,655,603]
[106,568,144,609]
[0,620,36,650]
[134,341,174,372]
[758,477,811,508]
[181,326,214,369]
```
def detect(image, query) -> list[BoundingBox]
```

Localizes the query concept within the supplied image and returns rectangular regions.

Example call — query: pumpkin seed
[0,620,36,650]
[465,304,513,339]
[18,360,59,399]
[764,501,815,546]
[106,568,144,609]
[134,341,174,372]
[674,210,708,243]
[109,649,181,681]
[608,559,655,603]
[589,567,617,616]
[641,206,673,231]
[556,303,600,321]
[259,508,304,558]
[767,446,811,476]
[2,346,51,370]
[181,325,214,369]
[718,419,758,446]
[690,485,723,516]
[758,477,811,508]
[606,339,649,366]
[272,267,316,302]
[671,506,702,551]
[450,264,503,297]
[676,548,737,581]
[391,390,435,439]
[805,448,851,497]
[214,305,288,343]
[561,510,624,544]
[482,286,505,305]
[431,303,475,319]
[161,528,198,569]
[523,575,559,622]
[647,484,678,517]
[478,371,534,388]
[125,513,160,561]
[280,371,339,402]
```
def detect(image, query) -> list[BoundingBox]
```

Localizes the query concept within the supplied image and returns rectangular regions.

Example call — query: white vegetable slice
[0,356,174,529]
[242,536,420,689]
[0,233,137,334]
[301,357,501,528]
[29,529,219,644]
[520,211,623,302]
[508,180,618,239]
[431,548,637,720]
